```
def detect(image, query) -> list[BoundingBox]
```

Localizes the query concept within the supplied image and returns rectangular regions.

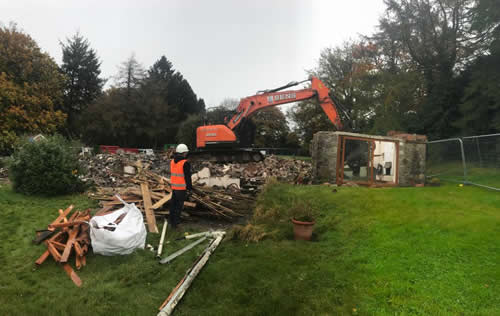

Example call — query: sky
[1,0,386,108]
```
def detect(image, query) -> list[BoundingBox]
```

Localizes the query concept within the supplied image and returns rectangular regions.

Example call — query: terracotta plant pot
[292,218,315,241]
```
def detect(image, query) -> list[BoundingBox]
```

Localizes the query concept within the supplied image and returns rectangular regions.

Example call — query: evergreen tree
[60,32,105,136]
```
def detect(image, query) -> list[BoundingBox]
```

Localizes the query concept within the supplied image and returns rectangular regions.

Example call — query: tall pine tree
[60,32,105,136]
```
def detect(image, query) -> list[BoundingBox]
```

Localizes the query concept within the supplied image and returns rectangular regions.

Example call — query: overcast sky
[1,0,386,108]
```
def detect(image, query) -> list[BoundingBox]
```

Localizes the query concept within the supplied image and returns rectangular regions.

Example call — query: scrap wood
[158,231,226,316]
[34,206,91,287]
[141,182,159,233]
[91,169,254,223]
[152,193,172,210]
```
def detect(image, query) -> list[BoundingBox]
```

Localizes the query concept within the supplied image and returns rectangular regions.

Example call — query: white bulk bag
[90,196,147,256]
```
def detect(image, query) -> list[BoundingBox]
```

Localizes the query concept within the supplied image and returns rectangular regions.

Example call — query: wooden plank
[48,205,74,231]
[152,193,172,210]
[51,241,67,251]
[74,242,83,257]
[62,263,82,287]
[60,227,79,263]
[35,250,50,265]
[45,241,62,262]
[184,201,196,208]
[141,182,159,233]
[75,255,82,270]
[48,220,86,229]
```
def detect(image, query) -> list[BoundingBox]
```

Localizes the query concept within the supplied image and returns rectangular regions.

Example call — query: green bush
[9,135,85,195]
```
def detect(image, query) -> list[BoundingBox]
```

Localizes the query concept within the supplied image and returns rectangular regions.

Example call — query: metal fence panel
[426,133,500,191]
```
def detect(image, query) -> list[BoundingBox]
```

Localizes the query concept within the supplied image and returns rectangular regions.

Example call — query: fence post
[457,138,468,184]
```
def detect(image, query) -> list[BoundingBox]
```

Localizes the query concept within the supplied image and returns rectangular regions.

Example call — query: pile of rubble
[78,152,171,187]
[0,167,7,179]
[79,153,312,192]
[192,155,312,192]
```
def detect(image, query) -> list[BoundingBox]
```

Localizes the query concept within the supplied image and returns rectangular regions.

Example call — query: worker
[169,143,192,230]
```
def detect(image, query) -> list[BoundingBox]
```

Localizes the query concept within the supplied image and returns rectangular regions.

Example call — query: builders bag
[90,195,147,256]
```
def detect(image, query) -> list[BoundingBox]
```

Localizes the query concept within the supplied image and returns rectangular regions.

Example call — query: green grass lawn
[427,160,500,188]
[1,182,499,315]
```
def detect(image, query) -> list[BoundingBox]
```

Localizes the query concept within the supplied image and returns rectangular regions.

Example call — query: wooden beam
[62,263,82,287]
[35,250,50,265]
[141,182,159,233]
[152,193,172,210]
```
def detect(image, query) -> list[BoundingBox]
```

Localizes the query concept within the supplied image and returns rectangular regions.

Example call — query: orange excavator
[192,76,343,162]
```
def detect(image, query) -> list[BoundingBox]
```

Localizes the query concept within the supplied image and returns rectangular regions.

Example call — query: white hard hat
[175,144,189,153]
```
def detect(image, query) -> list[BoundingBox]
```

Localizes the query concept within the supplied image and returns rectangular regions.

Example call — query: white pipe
[157,219,168,258]
[159,237,207,264]
[158,232,225,316]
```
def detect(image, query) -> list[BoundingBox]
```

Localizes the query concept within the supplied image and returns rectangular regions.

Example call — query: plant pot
[292,218,315,241]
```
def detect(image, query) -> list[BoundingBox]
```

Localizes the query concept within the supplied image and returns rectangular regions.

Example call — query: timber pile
[90,169,255,230]
[34,205,91,287]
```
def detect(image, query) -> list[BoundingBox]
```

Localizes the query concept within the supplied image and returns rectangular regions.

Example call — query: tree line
[289,0,500,147]
[1,0,499,155]
[0,24,207,154]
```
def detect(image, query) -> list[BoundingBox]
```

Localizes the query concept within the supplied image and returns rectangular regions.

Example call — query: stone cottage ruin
[311,131,427,186]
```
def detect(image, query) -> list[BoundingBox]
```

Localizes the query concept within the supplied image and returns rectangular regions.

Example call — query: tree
[289,40,376,148]
[0,24,66,154]
[252,107,290,148]
[205,98,239,124]
[115,53,145,96]
[80,55,207,148]
[60,32,105,136]
[381,0,483,138]
[456,0,500,134]
[312,41,377,132]
[176,114,203,149]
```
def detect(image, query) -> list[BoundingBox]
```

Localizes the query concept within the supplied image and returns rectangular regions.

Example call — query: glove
[186,190,192,200]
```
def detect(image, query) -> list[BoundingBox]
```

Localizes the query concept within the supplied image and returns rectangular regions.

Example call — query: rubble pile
[78,152,171,187]
[192,155,313,192]
[0,167,7,179]
[79,153,312,192]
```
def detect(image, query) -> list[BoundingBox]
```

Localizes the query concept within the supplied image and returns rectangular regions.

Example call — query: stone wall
[396,138,427,186]
[311,132,339,183]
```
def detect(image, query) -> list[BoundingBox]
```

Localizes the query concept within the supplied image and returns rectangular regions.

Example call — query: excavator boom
[195,76,342,162]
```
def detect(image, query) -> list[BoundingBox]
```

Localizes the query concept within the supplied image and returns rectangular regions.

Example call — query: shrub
[9,135,86,195]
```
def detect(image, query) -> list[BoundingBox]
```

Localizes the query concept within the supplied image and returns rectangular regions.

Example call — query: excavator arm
[227,77,342,130]
[195,76,343,162]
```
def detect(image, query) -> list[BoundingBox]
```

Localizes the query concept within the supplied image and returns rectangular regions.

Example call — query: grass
[427,161,500,188]
[0,181,499,315]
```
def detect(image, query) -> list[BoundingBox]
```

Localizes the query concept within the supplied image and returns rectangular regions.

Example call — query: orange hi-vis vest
[170,159,187,190]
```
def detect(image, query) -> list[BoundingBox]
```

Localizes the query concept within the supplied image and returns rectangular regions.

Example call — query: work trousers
[169,190,186,228]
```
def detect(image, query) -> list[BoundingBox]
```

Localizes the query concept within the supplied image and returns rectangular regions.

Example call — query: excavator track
[189,148,264,163]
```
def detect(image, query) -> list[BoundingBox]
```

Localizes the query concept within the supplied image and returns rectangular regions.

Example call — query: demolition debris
[79,152,312,191]
[34,205,91,287]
